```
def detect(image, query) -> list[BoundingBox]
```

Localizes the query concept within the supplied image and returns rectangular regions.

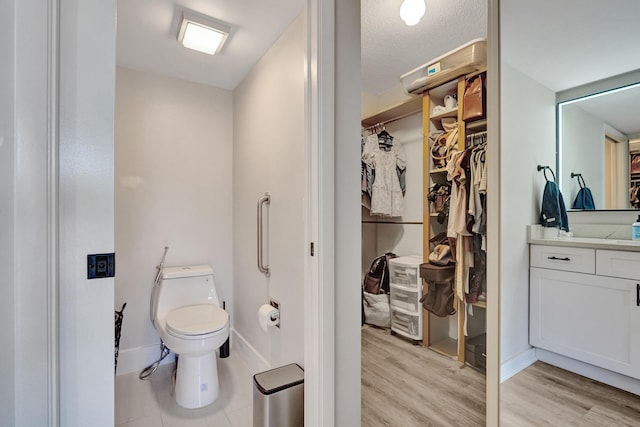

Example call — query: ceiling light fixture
[400,0,426,26]
[177,12,230,56]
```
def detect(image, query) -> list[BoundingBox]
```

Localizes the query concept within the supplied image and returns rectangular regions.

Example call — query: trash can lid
[253,363,304,395]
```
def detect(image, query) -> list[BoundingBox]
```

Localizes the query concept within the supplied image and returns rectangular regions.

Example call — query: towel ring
[537,165,556,182]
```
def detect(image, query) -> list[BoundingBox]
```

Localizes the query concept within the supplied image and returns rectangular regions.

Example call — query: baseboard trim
[116,329,270,377]
[231,329,270,374]
[500,347,537,383]
[536,348,640,395]
[115,343,176,376]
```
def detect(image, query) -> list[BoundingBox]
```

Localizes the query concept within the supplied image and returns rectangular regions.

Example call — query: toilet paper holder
[269,300,280,328]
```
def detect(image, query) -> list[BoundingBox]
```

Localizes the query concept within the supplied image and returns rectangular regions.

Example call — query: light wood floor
[362,325,640,426]
[501,361,640,426]
[361,325,486,426]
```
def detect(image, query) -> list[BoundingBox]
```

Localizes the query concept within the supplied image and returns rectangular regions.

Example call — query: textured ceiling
[361,0,488,95]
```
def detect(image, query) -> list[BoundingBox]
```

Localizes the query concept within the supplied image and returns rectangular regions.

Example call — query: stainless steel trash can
[253,363,304,427]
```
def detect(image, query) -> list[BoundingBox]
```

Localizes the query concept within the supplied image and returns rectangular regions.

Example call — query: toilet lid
[166,304,228,336]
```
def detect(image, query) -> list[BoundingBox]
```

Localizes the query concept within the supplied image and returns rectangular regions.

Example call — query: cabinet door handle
[636,284,639,307]
[547,256,571,261]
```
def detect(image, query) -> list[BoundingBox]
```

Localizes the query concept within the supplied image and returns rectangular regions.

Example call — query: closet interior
[361,39,488,371]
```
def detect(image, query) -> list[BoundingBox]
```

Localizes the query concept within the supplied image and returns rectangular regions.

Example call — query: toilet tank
[155,265,221,321]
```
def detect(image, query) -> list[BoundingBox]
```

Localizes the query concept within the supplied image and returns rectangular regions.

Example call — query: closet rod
[362,112,417,133]
[362,220,423,225]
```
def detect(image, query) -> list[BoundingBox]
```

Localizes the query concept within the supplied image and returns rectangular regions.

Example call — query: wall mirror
[558,80,640,210]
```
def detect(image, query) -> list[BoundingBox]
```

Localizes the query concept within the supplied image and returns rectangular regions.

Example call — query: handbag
[428,244,452,266]
[362,291,391,328]
[430,126,458,169]
[426,183,450,214]
[462,74,485,121]
[419,280,455,317]
[362,252,397,294]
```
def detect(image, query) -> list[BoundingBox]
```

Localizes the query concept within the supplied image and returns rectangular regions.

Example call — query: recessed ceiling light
[177,12,230,56]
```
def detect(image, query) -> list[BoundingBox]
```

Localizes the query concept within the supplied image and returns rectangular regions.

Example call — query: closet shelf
[471,300,487,309]
[430,108,458,122]
[465,118,487,131]
[362,220,423,225]
[429,337,458,358]
[361,96,422,128]
[429,167,448,174]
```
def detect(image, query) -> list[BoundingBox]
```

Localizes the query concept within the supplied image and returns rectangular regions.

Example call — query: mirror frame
[556,69,640,211]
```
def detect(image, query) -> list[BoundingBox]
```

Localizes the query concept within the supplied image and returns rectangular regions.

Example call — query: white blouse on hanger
[362,134,406,217]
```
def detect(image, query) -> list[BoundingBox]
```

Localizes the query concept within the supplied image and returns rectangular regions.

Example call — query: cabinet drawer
[530,245,595,274]
[390,285,421,313]
[388,264,420,289]
[391,309,422,339]
[596,250,640,280]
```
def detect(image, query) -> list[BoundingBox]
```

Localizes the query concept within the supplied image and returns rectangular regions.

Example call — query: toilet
[152,264,229,409]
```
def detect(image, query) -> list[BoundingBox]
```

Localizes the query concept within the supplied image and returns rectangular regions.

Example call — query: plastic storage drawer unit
[388,255,423,290]
[253,363,304,427]
[390,287,421,312]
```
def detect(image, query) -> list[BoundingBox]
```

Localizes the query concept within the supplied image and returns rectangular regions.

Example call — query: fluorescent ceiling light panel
[178,12,230,55]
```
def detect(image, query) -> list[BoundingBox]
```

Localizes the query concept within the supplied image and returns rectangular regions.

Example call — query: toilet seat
[166,304,228,337]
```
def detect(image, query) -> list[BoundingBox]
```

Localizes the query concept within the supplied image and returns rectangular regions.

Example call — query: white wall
[500,62,556,374]
[335,0,362,424]
[58,0,116,424]
[561,104,606,207]
[0,0,15,422]
[232,14,306,370]
[114,67,234,374]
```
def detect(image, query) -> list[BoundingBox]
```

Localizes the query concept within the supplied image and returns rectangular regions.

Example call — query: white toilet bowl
[152,265,230,409]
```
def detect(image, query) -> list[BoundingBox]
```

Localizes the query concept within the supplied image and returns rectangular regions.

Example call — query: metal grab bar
[257,193,271,277]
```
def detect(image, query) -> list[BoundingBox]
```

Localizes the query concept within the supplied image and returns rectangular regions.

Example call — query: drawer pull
[637,284,640,307]
[547,256,571,261]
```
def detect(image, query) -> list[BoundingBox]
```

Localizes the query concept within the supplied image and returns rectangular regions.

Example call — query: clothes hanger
[377,126,394,148]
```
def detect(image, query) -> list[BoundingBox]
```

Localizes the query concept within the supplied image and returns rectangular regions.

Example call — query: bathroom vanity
[528,225,640,392]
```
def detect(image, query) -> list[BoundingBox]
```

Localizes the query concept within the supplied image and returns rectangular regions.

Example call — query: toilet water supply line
[140,246,171,380]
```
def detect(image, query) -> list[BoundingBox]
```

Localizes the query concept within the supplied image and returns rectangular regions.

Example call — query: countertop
[528,224,640,252]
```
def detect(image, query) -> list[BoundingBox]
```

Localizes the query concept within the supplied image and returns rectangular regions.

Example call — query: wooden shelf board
[361,96,422,128]
[429,167,448,174]
[471,300,487,309]
[430,108,458,122]
[429,337,458,359]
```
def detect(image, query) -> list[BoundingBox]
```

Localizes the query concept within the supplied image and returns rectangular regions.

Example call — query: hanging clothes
[361,134,378,209]
[362,131,406,217]
[446,150,473,309]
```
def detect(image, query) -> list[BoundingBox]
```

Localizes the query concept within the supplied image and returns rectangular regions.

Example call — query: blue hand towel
[540,180,569,232]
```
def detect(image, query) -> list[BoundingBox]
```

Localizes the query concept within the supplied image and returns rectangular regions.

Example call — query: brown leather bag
[462,74,485,121]
[420,280,455,317]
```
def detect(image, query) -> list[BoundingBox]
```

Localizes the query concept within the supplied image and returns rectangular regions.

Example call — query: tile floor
[115,353,253,427]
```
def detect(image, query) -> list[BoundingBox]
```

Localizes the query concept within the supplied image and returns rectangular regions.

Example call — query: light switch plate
[87,253,115,279]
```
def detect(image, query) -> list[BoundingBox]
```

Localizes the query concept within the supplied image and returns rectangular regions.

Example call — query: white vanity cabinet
[530,245,640,379]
